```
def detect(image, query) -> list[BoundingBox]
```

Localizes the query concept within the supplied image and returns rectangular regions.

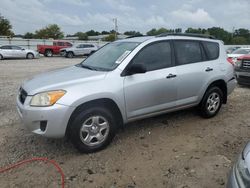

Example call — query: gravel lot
[0,57,250,188]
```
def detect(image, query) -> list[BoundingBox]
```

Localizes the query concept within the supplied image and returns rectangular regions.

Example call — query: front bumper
[235,71,250,85]
[227,166,240,188]
[16,95,75,138]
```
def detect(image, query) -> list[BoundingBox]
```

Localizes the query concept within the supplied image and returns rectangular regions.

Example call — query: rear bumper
[227,77,237,95]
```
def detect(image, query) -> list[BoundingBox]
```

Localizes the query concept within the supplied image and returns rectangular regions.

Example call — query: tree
[207,27,232,44]
[124,31,143,36]
[231,36,248,45]
[74,32,88,40]
[35,24,64,39]
[185,28,206,34]
[23,32,35,39]
[146,28,173,36]
[0,15,14,36]
[234,28,250,43]
[101,31,110,35]
[86,30,100,36]
[103,33,116,42]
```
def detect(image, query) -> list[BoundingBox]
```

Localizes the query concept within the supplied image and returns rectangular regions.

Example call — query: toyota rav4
[17,34,236,153]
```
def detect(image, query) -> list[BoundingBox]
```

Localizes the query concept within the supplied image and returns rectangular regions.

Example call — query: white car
[0,45,39,60]
[60,43,98,58]
[227,48,250,64]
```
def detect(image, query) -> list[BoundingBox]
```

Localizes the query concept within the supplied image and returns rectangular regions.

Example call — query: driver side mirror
[125,64,147,76]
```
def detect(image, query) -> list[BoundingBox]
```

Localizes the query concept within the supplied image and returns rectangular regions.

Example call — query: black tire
[66,51,74,58]
[45,49,53,57]
[69,107,118,153]
[0,54,3,60]
[26,53,34,59]
[199,86,223,118]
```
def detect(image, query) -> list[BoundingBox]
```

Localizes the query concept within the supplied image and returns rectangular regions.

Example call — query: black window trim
[173,39,206,66]
[201,41,220,61]
[121,40,175,76]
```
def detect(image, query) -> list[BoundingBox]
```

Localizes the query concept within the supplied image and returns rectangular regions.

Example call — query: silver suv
[60,43,98,58]
[16,34,236,153]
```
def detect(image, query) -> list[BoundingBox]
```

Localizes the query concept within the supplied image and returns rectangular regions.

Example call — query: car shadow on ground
[4,107,199,158]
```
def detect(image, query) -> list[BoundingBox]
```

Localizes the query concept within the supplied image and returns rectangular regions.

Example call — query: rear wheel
[66,51,74,58]
[45,49,53,57]
[69,107,118,153]
[199,86,223,118]
[26,53,34,59]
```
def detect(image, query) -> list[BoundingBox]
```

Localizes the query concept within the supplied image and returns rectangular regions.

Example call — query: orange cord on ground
[0,157,65,188]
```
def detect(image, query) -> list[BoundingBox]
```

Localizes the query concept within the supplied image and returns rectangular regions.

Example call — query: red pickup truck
[37,41,72,57]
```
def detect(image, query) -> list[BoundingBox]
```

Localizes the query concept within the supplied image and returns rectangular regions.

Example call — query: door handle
[205,67,213,72]
[166,73,177,79]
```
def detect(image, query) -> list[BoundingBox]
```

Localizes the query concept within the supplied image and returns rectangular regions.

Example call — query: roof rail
[126,35,146,39]
[156,33,217,39]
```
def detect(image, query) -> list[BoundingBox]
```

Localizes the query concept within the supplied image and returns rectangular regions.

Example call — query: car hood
[22,65,107,95]
[227,54,245,58]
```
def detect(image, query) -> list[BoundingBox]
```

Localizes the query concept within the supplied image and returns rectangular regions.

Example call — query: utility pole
[113,18,118,40]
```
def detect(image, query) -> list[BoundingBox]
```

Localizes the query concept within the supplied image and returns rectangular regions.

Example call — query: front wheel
[26,53,34,59]
[199,86,223,118]
[69,107,118,153]
[66,51,74,58]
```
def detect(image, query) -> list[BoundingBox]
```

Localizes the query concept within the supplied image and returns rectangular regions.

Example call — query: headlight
[235,59,242,68]
[30,90,66,107]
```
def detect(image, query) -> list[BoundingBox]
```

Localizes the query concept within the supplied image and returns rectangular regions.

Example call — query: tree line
[0,14,249,44]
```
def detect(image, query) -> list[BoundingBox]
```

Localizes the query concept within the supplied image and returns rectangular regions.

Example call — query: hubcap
[206,92,220,113]
[28,54,33,59]
[80,116,110,146]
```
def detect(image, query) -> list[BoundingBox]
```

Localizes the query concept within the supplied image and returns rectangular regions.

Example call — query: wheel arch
[26,52,34,58]
[203,79,227,104]
[66,98,124,137]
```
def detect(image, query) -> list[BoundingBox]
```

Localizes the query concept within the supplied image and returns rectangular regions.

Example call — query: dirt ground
[0,57,250,188]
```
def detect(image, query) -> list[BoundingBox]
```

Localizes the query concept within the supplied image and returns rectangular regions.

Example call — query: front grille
[19,88,27,104]
[242,60,250,69]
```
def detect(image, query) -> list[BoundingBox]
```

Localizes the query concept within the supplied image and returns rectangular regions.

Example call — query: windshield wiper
[80,64,97,70]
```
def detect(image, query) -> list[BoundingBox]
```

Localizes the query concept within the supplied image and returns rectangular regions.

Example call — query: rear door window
[174,40,202,65]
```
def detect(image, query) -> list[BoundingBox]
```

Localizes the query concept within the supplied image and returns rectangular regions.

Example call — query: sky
[1,0,250,35]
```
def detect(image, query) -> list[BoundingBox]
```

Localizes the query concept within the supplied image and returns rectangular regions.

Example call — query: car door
[123,41,177,119]
[74,44,84,55]
[0,46,12,57]
[173,40,216,107]
[11,46,26,58]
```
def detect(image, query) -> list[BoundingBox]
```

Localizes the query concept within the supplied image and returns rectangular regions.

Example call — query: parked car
[60,43,98,58]
[37,41,72,57]
[226,47,241,54]
[16,34,236,153]
[234,55,250,85]
[0,45,39,60]
[228,48,250,64]
[227,141,250,188]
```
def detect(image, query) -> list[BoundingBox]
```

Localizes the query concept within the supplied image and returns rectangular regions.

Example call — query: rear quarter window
[202,41,219,60]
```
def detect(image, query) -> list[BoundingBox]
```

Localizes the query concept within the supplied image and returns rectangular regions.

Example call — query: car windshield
[232,49,250,54]
[80,42,140,71]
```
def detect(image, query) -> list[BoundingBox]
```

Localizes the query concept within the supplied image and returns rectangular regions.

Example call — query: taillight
[227,57,234,66]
